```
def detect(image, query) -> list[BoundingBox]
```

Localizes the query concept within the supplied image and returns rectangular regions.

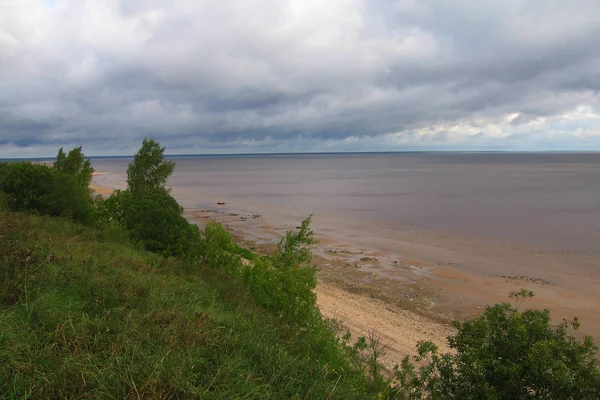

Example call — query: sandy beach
[90,170,600,369]
[183,203,600,340]
[89,172,115,197]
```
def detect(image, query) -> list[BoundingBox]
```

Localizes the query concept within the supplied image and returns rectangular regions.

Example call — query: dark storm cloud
[1,0,600,156]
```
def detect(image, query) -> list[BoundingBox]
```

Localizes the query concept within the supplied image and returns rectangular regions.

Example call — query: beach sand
[183,203,600,349]
[90,174,600,367]
[89,172,116,197]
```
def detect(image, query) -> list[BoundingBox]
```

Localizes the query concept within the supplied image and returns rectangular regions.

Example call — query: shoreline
[89,172,117,197]
[89,174,600,362]
[89,175,454,365]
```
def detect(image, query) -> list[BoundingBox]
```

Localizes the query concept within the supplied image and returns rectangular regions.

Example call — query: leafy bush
[241,216,319,326]
[0,149,95,223]
[1,161,94,223]
[0,161,8,185]
[202,221,243,272]
[124,188,202,260]
[54,146,93,188]
[96,138,202,262]
[126,137,175,193]
[200,216,319,325]
[1,162,54,213]
[94,188,132,225]
[396,289,600,399]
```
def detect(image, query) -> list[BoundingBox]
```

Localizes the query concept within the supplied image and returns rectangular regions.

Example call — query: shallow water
[92,152,600,256]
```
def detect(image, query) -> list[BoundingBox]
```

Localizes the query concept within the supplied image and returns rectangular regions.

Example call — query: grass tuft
[0,210,377,399]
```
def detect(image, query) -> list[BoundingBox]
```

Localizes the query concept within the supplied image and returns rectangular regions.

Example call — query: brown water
[92,152,600,256]
[93,152,600,339]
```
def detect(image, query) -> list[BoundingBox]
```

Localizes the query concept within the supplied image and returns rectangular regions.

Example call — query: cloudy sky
[1,0,600,157]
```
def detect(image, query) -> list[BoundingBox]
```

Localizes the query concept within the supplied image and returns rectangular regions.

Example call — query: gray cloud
[1,0,600,156]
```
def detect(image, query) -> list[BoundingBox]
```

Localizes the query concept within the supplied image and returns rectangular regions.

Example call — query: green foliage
[200,216,324,351]
[97,188,202,261]
[94,188,132,225]
[124,188,202,261]
[96,140,201,262]
[1,162,54,212]
[241,216,319,326]
[202,222,243,272]
[53,146,94,188]
[272,214,315,269]
[0,161,94,223]
[0,148,96,223]
[396,289,600,399]
[126,137,175,193]
[0,161,8,185]
[0,209,374,399]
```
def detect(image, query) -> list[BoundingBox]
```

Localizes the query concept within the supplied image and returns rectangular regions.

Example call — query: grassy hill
[0,209,377,399]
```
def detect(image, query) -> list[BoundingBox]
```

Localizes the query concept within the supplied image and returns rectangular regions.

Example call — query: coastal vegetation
[396,289,600,399]
[1,139,599,398]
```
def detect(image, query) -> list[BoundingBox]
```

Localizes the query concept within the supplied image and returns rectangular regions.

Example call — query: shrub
[202,222,243,272]
[396,289,600,399]
[54,146,94,188]
[123,188,201,260]
[96,139,202,262]
[94,188,132,225]
[0,162,55,214]
[0,149,95,223]
[126,137,174,193]
[0,161,8,184]
[241,216,319,325]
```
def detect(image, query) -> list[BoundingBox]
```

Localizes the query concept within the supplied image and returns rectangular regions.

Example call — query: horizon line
[2,149,600,161]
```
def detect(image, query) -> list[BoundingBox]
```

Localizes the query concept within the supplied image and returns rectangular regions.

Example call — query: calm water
[92,153,600,255]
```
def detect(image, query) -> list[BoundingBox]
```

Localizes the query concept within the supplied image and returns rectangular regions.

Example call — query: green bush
[240,216,319,326]
[96,138,202,262]
[126,137,174,194]
[0,149,95,223]
[94,188,132,225]
[54,146,93,188]
[200,216,320,326]
[0,161,8,185]
[124,188,202,260]
[202,221,243,272]
[396,289,600,399]
[1,162,54,212]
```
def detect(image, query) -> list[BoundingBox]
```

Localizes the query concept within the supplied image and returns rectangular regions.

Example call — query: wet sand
[183,200,600,346]
[90,173,600,363]
[89,172,115,197]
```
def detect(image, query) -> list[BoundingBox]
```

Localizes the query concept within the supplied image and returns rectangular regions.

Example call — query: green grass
[0,210,376,399]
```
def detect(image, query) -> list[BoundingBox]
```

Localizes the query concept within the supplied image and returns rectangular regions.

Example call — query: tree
[0,162,8,185]
[120,187,200,260]
[396,289,600,399]
[0,159,94,223]
[126,138,174,193]
[1,162,55,214]
[98,139,201,261]
[54,146,94,188]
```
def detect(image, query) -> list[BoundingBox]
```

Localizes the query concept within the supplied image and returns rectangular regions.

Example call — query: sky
[1,0,600,157]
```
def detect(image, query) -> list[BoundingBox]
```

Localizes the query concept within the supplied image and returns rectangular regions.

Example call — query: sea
[91,152,600,257]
